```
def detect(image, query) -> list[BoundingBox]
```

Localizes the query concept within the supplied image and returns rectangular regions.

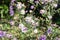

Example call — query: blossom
[9,5,14,16]
[14,15,19,20]
[30,5,34,9]
[35,22,39,26]
[25,16,32,23]
[9,0,16,16]
[31,20,36,26]
[48,15,52,19]
[20,9,25,15]
[19,23,28,33]
[16,2,22,9]
[22,3,25,7]
[41,0,47,4]
[34,29,38,33]
[56,37,60,40]
[21,27,28,33]
[25,10,28,13]
[53,4,57,8]
[47,27,52,35]
[31,20,35,24]
[11,0,16,2]
[10,20,15,26]
[29,10,33,13]
[34,1,39,4]
[41,0,52,4]
[51,24,57,27]
[25,17,39,27]
[10,6,13,10]
[16,2,25,10]
[0,31,6,37]
[31,20,39,26]
[40,10,45,14]
[9,9,14,16]
[39,35,46,40]
[19,23,25,28]
[6,34,13,38]
[16,2,25,15]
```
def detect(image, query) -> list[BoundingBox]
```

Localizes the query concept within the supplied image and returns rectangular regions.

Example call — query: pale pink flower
[40,10,45,14]
[10,20,15,26]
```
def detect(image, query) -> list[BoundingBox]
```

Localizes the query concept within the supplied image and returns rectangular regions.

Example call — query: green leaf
[3,5,8,14]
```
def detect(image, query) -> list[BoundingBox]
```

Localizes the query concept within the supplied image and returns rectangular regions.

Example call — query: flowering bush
[0,0,60,40]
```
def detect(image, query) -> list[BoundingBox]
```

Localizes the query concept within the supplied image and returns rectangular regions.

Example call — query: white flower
[35,22,39,26]
[16,2,25,10]
[25,16,32,23]
[19,23,25,28]
[31,20,39,26]
[35,1,39,4]
[25,10,28,13]
[40,9,45,14]
[20,9,25,15]
[31,20,36,26]
[25,16,32,20]
[6,34,13,38]
[31,20,35,24]
[14,14,19,20]
[19,23,28,33]
[10,21,15,26]
[51,24,57,26]
[16,2,22,9]
[48,15,52,19]
[14,16,18,20]
[21,27,28,33]
[34,29,38,33]
[56,37,60,40]
[53,4,57,8]
[29,10,33,13]
[22,3,25,7]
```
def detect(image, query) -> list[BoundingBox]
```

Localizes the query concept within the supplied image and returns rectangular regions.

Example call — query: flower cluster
[0,0,60,40]
[9,0,16,16]
[19,23,28,33]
